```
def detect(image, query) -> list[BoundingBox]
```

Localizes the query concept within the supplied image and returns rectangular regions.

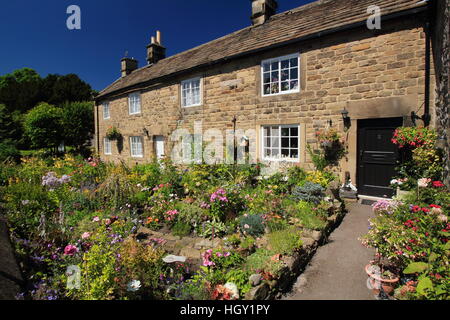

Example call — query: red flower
[421,207,430,213]
[411,206,421,213]
[430,204,442,209]
[432,181,445,188]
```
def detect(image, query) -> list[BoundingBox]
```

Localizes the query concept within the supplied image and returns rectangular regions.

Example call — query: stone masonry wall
[96,17,436,182]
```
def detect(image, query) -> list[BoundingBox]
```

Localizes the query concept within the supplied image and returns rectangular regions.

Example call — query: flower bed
[361,182,449,300]
[0,155,342,300]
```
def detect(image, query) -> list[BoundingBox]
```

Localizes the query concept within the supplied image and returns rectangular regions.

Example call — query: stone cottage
[95,0,446,198]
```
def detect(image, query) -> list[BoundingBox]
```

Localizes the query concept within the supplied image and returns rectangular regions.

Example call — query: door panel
[357,118,403,198]
[155,136,165,159]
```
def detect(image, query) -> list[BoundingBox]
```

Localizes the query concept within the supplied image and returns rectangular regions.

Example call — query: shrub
[244,248,284,278]
[0,142,21,163]
[24,103,63,150]
[286,166,307,187]
[96,164,136,210]
[239,214,265,238]
[291,201,328,230]
[291,182,325,204]
[268,227,303,255]
[171,221,192,237]
[61,101,94,153]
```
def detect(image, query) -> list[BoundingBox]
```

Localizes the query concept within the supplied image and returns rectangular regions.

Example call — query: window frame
[181,77,202,108]
[261,53,300,97]
[104,137,112,155]
[128,92,141,115]
[103,102,110,120]
[130,136,144,158]
[261,124,300,162]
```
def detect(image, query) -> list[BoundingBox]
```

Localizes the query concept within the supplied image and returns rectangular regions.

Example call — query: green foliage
[24,103,63,150]
[0,141,21,163]
[268,227,303,255]
[61,101,94,151]
[244,248,284,277]
[291,182,325,204]
[286,166,307,187]
[0,68,42,112]
[224,269,252,296]
[290,200,328,230]
[307,144,328,171]
[239,214,265,238]
[171,221,192,237]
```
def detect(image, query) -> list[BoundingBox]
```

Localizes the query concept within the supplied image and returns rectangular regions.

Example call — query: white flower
[418,178,431,188]
[244,224,250,229]
[127,280,141,292]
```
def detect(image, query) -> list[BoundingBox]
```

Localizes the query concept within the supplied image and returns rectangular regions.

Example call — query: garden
[361,126,450,300]
[0,151,343,300]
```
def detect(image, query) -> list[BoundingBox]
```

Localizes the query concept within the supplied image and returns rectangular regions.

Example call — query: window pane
[290,80,299,90]
[291,149,299,158]
[280,70,289,81]
[272,148,279,157]
[271,62,279,71]
[290,68,299,80]
[263,84,271,95]
[281,149,290,157]
[266,137,271,147]
[290,58,298,67]
[263,62,270,72]
[264,126,270,137]
[281,60,289,69]
[271,126,279,136]
[281,128,290,137]
[291,138,298,149]
[271,83,279,94]
[271,71,278,83]
[290,127,298,136]
[263,72,271,84]
[281,81,290,92]
[281,137,289,148]
[271,137,279,148]
[264,148,271,157]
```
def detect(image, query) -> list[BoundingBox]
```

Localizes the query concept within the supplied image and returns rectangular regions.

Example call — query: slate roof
[96,0,428,99]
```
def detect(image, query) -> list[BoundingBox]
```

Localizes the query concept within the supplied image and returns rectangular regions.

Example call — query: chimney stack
[251,0,278,26]
[121,57,138,77]
[147,30,166,65]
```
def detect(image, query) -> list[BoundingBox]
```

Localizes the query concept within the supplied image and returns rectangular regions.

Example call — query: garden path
[0,215,24,300]
[283,202,376,300]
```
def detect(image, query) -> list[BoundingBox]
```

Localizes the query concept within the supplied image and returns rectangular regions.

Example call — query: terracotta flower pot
[365,264,399,296]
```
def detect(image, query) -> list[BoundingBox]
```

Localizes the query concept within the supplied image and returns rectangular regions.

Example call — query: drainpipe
[423,19,431,127]
[95,102,100,154]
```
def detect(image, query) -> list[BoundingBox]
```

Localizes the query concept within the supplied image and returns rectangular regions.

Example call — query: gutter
[96,5,429,101]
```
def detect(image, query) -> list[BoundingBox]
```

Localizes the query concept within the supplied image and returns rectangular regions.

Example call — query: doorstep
[358,194,392,203]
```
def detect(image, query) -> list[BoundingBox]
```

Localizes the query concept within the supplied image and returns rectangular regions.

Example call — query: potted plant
[365,263,400,296]
[106,126,122,140]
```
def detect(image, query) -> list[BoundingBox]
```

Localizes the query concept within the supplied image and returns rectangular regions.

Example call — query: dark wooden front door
[357,117,403,198]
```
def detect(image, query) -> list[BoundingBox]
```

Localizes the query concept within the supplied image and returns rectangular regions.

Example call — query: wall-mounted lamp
[327,119,333,127]
[143,127,150,137]
[411,111,431,127]
[341,108,350,128]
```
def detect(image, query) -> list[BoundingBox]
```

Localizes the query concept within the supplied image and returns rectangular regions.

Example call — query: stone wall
[432,0,450,186]
[96,16,436,184]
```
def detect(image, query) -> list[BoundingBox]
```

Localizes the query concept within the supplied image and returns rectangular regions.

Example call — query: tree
[47,74,93,105]
[24,103,63,150]
[61,101,94,152]
[0,68,42,112]
[0,104,18,142]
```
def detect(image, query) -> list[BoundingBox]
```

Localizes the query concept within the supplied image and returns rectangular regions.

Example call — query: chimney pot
[147,31,166,65]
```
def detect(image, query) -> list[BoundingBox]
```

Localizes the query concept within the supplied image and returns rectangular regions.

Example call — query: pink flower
[92,216,100,222]
[64,245,78,256]
[81,232,91,240]
[418,178,431,188]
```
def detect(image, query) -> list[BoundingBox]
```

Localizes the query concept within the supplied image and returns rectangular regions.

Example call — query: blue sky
[0,0,315,91]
